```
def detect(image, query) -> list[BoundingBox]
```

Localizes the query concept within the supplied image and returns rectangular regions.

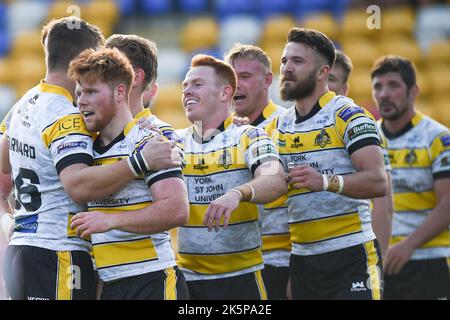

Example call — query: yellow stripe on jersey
[56,251,72,300]
[187,202,259,226]
[41,114,91,148]
[88,201,151,213]
[394,191,436,212]
[183,146,247,175]
[38,81,73,102]
[164,267,177,300]
[290,211,362,244]
[262,233,291,252]
[263,194,287,209]
[93,156,124,166]
[277,127,345,154]
[287,186,312,198]
[430,132,450,161]
[387,148,431,168]
[391,231,450,248]
[363,241,381,300]
[93,238,157,269]
[335,104,376,139]
[254,270,268,300]
[178,246,263,275]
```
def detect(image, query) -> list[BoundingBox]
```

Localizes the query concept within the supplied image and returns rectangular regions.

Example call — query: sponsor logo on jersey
[351,281,368,292]
[405,149,418,166]
[218,149,232,169]
[348,123,377,141]
[252,144,276,157]
[194,158,209,170]
[246,128,267,140]
[338,106,364,122]
[57,141,88,155]
[28,94,39,105]
[314,129,332,148]
[14,215,38,233]
[440,135,450,147]
[278,139,286,147]
[290,136,304,148]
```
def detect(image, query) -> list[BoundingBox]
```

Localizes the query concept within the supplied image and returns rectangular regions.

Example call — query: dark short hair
[334,49,353,83]
[105,34,158,90]
[371,55,417,90]
[190,54,237,97]
[42,17,104,72]
[224,43,272,71]
[287,27,336,68]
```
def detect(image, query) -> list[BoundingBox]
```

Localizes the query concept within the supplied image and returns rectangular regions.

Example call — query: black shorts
[384,257,450,300]
[187,270,267,300]
[261,265,289,300]
[290,240,383,300]
[101,266,189,300]
[4,245,96,300]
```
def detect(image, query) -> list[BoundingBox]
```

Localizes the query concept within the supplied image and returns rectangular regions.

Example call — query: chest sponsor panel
[387,148,431,168]
[277,126,344,154]
[183,146,247,175]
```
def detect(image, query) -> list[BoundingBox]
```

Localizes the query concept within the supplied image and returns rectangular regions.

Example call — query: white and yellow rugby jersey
[88,120,183,282]
[5,81,93,252]
[176,115,280,281]
[378,112,450,260]
[134,108,180,143]
[267,91,382,256]
[251,101,291,268]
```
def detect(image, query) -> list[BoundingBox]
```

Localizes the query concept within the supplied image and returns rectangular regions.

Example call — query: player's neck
[193,109,231,138]
[294,84,327,117]
[383,107,416,135]
[44,71,75,100]
[239,98,269,125]
[99,105,134,146]
[128,90,144,118]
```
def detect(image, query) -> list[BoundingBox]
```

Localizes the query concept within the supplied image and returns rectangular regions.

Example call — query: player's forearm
[63,161,135,204]
[371,173,393,257]
[404,199,450,250]
[245,162,287,204]
[109,197,189,234]
[339,167,387,199]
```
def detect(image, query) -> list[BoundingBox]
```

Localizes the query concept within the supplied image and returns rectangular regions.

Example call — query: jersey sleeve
[380,135,392,171]
[239,126,280,175]
[134,132,183,187]
[335,105,381,155]
[430,131,450,179]
[41,113,94,174]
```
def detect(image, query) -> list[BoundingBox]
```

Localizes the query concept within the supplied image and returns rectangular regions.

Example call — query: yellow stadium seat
[342,9,373,39]
[416,70,430,98]
[348,69,373,98]
[426,41,450,64]
[378,37,423,65]
[10,56,45,88]
[341,39,379,68]
[180,17,219,52]
[426,65,450,95]
[302,13,340,41]
[47,0,78,20]
[0,58,14,85]
[261,15,295,45]
[261,45,284,75]
[10,31,44,59]
[381,7,415,37]
[83,0,120,36]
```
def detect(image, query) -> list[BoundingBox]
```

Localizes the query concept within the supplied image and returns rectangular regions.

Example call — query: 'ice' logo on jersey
[314,129,331,148]
[290,136,304,148]
[405,149,417,166]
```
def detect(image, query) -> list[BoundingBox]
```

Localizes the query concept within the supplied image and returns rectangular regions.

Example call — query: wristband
[127,151,152,177]
[243,183,255,202]
[337,175,344,194]
[322,174,329,191]
[229,188,243,201]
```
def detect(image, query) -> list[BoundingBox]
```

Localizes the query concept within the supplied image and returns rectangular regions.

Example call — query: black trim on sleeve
[348,138,381,156]
[146,170,183,188]
[433,171,450,180]
[250,156,279,175]
[56,153,93,175]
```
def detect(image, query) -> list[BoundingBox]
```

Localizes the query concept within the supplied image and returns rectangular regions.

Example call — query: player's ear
[114,84,127,102]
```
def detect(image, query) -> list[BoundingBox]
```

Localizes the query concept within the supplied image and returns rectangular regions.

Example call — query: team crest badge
[405,149,417,166]
[194,158,208,170]
[314,129,331,148]
[218,149,232,169]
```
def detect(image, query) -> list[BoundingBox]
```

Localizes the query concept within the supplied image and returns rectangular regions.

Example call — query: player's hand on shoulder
[141,135,181,171]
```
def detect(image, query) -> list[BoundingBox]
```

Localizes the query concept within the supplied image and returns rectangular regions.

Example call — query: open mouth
[233,94,246,102]
[82,111,95,119]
